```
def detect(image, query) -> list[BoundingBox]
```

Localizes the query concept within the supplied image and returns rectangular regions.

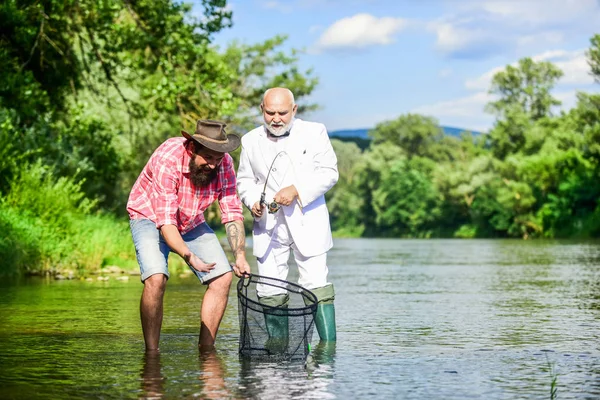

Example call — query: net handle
[241,272,251,288]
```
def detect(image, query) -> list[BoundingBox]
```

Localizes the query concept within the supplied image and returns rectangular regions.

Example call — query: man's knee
[206,271,232,293]
[143,274,168,295]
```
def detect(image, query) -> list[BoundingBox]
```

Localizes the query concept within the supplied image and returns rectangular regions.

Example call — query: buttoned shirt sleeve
[218,154,244,224]
[150,162,180,229]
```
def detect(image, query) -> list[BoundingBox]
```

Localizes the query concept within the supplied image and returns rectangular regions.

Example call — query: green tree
[486,58,563,159]
[351,144,406,235]
[372,157,443,237]
[432,134,492,238]
[369,114,459,161]
[486,57,563,121]
[567,92,600,163]
[587,34,600,82]
[327,139,364,235]
[0,0,233,117]
[1,0,319,213]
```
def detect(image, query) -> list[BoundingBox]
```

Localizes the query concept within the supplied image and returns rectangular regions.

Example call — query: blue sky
[195,0,600,132]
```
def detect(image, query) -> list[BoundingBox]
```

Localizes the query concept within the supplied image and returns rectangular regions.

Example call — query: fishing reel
[260,192,281,214]
[267,201,280,214]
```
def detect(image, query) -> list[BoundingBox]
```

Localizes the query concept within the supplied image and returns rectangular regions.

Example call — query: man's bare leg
[140,274,168,351]
[199,272,232,350]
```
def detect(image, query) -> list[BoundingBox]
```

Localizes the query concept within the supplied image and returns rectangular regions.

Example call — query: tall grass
[545,354,558,400]
[0,162,136,276]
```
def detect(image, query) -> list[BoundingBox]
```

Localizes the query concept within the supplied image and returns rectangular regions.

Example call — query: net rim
[236,273,318,314]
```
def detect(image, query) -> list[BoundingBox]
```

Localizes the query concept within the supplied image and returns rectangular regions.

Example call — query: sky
[195,0,600,133]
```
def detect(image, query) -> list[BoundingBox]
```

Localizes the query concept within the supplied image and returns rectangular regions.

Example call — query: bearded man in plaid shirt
[127,120,251,352]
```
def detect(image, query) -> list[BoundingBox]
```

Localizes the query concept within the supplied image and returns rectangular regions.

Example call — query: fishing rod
[260,151,286,214]
[260,150,302,214]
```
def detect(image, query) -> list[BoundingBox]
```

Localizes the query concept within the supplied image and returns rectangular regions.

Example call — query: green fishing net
[237,274,318,361]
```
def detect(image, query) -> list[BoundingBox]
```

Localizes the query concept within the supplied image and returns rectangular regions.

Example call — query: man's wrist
[183,253,192,266]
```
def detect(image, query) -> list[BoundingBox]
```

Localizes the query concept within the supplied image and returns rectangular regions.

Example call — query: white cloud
[554,90,579,110]
[472,0,600,28]
[313,13,408,52]
[544,51,594,85]
[413,91,492,118]
[411,91,495,132]
[428,21,497,58]
[516,31,565,48]
[466,49,594,92]
[531,50,576,62]
[465,67,504,91]
[432,0,600,58]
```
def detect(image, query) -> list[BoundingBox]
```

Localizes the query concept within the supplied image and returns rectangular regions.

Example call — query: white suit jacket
[237,119,339,258]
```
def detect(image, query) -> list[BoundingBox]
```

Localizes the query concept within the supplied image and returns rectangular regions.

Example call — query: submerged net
[237,274,318,361]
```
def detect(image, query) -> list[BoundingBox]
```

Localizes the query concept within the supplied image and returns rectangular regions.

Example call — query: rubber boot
[315,301,337,341]
[307,285,337,342]
[259,294,289,354]
[312,341,336,365]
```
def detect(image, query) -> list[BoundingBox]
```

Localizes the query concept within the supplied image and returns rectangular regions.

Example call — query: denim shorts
[129,219,232,284]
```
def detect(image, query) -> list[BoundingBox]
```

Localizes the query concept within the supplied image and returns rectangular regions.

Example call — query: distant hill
[329,126,481,139]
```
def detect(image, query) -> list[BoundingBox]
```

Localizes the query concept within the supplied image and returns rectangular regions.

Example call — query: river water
[0,239,599,399]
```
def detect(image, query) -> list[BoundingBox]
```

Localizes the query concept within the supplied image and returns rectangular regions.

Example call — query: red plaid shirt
[127,137,243,234]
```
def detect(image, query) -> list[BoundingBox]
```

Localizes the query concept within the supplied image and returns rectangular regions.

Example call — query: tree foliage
[1,3,599,249]
[588,34,600,83]
[329,40,600,239]
[369,114,460,162]
[486,57,563,121]
[0,0,317,213]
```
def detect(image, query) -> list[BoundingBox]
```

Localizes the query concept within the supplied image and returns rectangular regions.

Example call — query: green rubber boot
[308,285,337,342]
[259,294,289,353]
[315,302,337,341]
[313,341,336,365]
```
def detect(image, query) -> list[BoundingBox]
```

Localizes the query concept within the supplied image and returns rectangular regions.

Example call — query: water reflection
[1,239,600,399]
[198,349,231,400]
[140,351,164,400]
[310,341,336,369]
[236,342,336,399]
[140,348,233,400]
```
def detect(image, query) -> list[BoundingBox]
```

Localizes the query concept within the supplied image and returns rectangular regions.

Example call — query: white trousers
[256,213,329,298]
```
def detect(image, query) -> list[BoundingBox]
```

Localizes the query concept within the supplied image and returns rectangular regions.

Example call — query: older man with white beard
[237,87,339,342]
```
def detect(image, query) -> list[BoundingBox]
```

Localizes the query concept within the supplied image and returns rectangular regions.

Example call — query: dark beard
[189,158,218,187]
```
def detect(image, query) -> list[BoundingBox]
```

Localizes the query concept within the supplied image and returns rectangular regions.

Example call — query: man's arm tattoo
[225,221,245,256]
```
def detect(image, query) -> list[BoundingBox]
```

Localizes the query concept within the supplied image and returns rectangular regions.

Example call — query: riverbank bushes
[0,163,137,276]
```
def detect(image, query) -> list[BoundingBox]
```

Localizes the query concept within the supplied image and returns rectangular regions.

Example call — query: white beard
[264,121,291,137]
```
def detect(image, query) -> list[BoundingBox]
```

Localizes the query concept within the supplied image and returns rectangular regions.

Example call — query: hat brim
[181,130,241,153]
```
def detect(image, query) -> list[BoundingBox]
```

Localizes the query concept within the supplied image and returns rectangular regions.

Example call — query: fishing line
[260,150,303,213]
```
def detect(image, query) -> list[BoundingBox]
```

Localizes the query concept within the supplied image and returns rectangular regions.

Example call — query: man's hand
[185,253,216,273]
[232,255,251,278]
[274,185,298,206]
[160,225,216,273]
[251,201,265,218]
